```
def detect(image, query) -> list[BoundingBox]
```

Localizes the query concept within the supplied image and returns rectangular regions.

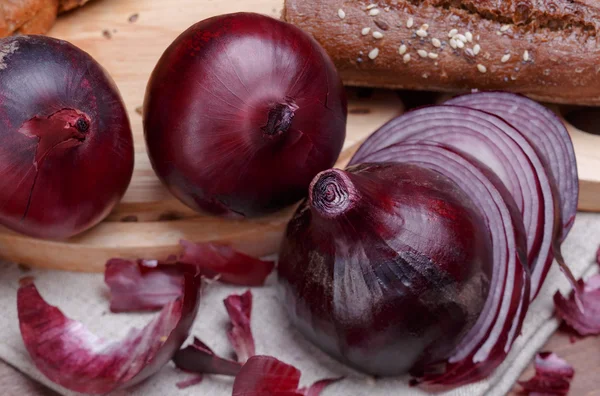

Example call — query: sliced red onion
[179,240,274,286]
[446,92,578,236]
[352,105,561,300]
[362,143,529,385]
[17,271,201,394]
[105,258,193,312]
[518,352,574,395]
[232,355,340,396]
[224,290,255,363]
[173,337,243,376]
[554,274,600,335]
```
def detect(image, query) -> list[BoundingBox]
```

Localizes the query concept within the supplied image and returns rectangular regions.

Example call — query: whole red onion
[278,163,492,376]
[144,13,347,217]
[0,35,134,239]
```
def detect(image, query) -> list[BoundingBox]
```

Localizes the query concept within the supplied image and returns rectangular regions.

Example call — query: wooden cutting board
[0,0,597,272]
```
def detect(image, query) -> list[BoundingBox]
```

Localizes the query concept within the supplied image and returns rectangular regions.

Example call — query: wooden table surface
[2,327,598,395]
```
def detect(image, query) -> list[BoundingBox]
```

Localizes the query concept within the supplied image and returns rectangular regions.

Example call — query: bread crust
[0,0,90,38]
[283,0,600,105]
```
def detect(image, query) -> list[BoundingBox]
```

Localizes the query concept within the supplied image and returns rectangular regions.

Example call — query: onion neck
[309,169,357,218]
[261,101,298,138]
[18,108,89,165]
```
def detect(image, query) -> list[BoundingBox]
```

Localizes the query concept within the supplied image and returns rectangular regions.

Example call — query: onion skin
[18,265,201,394]
[278,163,493,376]
[144,12,346,217]
[0,35,134,239]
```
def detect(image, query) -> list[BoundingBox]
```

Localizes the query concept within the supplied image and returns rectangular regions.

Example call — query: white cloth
[0,213,597,396]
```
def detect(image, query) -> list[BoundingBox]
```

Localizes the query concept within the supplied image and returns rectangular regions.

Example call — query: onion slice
[231,355,341,396]
[361,143,529,385]
[224,290,255,363]
[518,352,574,396]
[179,240,275,286]
[446,92,578,236]
[352,105,562,300]
[17,271,201,394]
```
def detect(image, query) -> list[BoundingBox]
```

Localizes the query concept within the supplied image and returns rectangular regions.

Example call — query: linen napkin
[0,212,597,396]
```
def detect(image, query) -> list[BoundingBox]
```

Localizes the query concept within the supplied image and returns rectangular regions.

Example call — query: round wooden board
[0,0,404,272]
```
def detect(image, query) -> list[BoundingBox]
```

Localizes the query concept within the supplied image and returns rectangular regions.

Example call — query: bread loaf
[0,0,91,37]
[283,1,600,105]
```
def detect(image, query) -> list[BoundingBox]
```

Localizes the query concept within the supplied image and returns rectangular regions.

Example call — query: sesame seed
[428,52,438,59]
[368,48,379,59]
[465,32,473,42]
[455,34,467,43]
[337,9,346,19]
[422,73,428,79]
[465,48,474,57]
[456,40,465,49]
[432,38,441,47]
[366,3,377,9]
[448,28,458,38]
[473,44,481,55]
[417,49,428,58]
[500,24,510,32]
[477,64,487,73]
[372,31,384,39]
[496,31,502,36]
[399,44,407,55]
[476,34,480,40]
[406,18,414,28]
[369,8,380,16]
[416,29,428,38]
[449,38,457,49]
[361,27,371,35]
[523,50,529,61]
[501,53,511,63]
[403,53,411,63]
[421,24,429,30]
[575,67,584,73]
[511,75,517,80]
[385,6,390,11]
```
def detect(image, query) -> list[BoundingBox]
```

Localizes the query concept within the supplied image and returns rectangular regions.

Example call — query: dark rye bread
[283,0,600,105]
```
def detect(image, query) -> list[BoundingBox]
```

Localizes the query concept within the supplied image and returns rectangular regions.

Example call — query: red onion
[0,35,134,239]
[351,104,568,300]
[144,12,346,217]
[278,162,494,377]
[446,92,578,236]
[358,143,529,384]
[18,262,201,394]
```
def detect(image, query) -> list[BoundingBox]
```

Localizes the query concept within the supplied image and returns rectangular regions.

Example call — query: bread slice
[283,0,600,105]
